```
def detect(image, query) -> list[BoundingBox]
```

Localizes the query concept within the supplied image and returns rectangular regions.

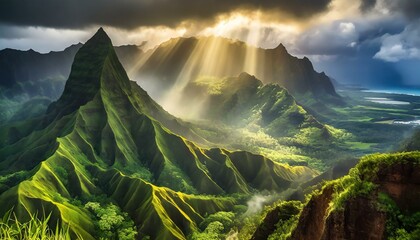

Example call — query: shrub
[85,202,137,240]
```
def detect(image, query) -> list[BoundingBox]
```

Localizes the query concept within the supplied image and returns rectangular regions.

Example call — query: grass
[345,141,376,150]
[0,210,79,240]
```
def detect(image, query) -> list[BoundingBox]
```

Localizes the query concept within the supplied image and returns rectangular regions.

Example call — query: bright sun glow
[200,12,299,48]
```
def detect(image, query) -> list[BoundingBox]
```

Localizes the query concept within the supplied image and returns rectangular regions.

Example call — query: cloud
[0,25,92,52]
[198,12,299,49]
[374,20,420,62]
[0,0,332,29]
[360,0,377,13]
[382,0,420,19]
[295,21,359,55]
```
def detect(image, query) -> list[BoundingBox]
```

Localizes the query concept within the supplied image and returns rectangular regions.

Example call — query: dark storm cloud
[359,0,376,13]
[0,0,332,29]
[0,25,28,39]
[294,15,406,57]
[384,0,420,19]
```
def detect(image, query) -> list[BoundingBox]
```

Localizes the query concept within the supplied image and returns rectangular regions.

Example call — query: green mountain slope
[0,28,316,239]
[183,73,324,135]
[0,42,143,124]
[178,73,350,169]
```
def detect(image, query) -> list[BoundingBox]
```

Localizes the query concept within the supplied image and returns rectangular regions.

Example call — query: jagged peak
[274,43,288,53]
[45,27,128,121]
[237,72,263,87]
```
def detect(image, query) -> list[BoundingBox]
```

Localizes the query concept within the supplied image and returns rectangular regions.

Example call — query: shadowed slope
[128,36,339,102]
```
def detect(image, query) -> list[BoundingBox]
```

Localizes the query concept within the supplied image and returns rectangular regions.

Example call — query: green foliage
[377,193,420,240]
[265,201,302,240]
[55,166,69,185]
[236,215,261,240]
[84,202,137,240]
[199,211,235,232]
[0,210,78,240]
[328,173,377,213]
[325,152,420,214]
[356,152,420,180]
[0,170,31,194]
[191,221,225,240]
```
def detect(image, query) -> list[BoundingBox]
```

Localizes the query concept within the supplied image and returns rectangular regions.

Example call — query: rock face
[291,153,420,240]
[375,161,420,212]
[290,186,334,240]
[254,152,420,240]
[251,201,302,240]
[320,197,387,240]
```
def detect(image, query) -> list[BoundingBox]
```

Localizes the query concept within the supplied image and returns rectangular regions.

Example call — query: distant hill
[127,37,339,102]
[180,72,324,135]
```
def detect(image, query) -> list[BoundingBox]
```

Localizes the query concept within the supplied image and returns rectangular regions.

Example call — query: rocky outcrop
[290,186,334,240]
[321,197,387,240]
[291,153,420,240]
[254,152,420,240]
[374,161,420,212]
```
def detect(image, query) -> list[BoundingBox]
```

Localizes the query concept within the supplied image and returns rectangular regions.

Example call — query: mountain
[0,36,340,124]
[0,44,81,99]
[0,43,142,100]
[0,44,80,123]
[0,43,142,124]
[251,151,420,239]
[0,28,317,239]
[125,36,340,104]
[167,72,351,169]
[179,72,324,134]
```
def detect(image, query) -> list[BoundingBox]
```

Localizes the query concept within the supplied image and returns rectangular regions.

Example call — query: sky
[1,0,420,89]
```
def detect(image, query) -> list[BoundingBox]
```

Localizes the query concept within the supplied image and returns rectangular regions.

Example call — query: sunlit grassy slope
[0,28,316,239]
[179,74,352,170]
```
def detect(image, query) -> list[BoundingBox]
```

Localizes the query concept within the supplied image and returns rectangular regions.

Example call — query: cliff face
[254,152,420,240]
[291,152,420,240]
[290,186,334,240]
[320,197,387,240]
[375,161,420,213]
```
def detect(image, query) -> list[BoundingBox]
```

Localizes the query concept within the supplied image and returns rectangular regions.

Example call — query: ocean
[362,88,420,96]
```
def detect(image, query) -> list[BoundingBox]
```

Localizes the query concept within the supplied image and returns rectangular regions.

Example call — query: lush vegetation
[182,74,355,171]
[84,202,137,240]
[0,210,77,240]
[377,193,420,239]
[326,152,420,213]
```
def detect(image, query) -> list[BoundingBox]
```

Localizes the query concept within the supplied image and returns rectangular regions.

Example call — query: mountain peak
[46,27,129,121]
[90,27,111,43]
[274,43,288,53]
